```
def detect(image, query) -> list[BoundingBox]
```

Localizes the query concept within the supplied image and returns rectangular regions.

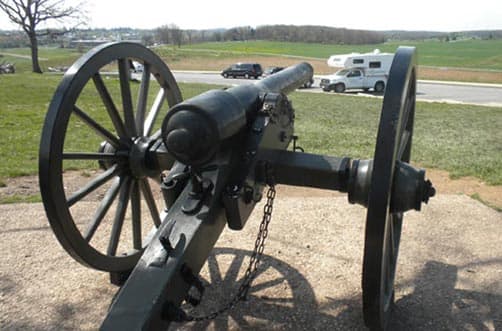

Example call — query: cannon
[39,42,435,331]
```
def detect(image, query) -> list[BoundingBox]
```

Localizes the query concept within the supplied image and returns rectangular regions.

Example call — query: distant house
[69,39,111,48]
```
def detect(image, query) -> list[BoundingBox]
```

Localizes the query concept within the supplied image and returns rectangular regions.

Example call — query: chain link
[185,184,276,322]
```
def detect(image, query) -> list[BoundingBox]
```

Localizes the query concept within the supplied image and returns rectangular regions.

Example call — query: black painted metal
[101,62,313,329]
[39,42,182,272]
[257,149,351,192]
[102,161,230,330]
[361,46,417,331]
[161,63,313,166]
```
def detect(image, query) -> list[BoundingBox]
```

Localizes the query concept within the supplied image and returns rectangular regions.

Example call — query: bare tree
[169,24,183,47]
[155,25,170,45]
[0,0,84,73]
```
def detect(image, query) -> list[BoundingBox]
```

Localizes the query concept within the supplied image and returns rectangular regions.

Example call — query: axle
[258,149,435,213]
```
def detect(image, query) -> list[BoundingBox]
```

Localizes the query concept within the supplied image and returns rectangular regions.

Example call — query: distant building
[69,39,142,48]
[69,39,111,48]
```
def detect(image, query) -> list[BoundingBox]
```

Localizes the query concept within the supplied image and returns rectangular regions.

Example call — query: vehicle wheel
[39,42,183,272]
[374,81,385,93]
[303,80,313,88]
[362,47,417,331]
[334,83,346,93]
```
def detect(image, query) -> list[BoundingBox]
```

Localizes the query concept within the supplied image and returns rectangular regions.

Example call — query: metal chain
[185,184,276,322]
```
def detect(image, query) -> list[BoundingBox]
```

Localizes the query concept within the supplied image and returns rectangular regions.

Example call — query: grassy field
[0,47,82,72]
[182,39,502,70]
[3,38,502,75]
[0,73,501,194]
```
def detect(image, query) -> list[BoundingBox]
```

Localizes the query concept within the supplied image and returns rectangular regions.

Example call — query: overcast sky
[1,0,501,32]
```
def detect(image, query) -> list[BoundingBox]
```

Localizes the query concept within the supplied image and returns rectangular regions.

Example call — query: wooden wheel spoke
[118,58,137,137]
[92,72,128,138]
[397,130,411,161]
[144,89,166,137]
[131,180,142,250]
[107,177,132,256]
[139,179,161,227]
[67,165,120,207]
[73,106,121,148]
[135,63,151,136]
[397,86,415,161]
[63,152,117,161]
[83,177,122,242]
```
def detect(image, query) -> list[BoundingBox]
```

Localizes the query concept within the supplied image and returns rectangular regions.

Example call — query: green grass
[0,72,221,180]
[0,73,501,190]
[3,39,502,74]
[290,93,502,185]
[0,193,41,204]
[0,47,82,72]
[182,40,502,70]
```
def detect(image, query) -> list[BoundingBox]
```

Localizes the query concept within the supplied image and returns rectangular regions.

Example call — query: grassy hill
[182,39,502,70]
[2,39,502,83]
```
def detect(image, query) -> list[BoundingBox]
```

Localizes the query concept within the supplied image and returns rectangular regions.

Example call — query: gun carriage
[39,42,435,330]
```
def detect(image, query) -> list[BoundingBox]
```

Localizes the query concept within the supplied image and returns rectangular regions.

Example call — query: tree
[169,24,183,47]
[0,0,84,73]
[155,25,170,45]
[141,33,154,46]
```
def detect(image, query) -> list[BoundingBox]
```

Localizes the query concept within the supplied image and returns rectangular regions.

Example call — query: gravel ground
[0,193,501,330]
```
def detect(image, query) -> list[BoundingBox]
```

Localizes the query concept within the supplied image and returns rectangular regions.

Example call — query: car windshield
[335,69,350,75]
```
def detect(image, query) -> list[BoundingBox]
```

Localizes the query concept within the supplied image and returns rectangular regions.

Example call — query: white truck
[320,49,394,93]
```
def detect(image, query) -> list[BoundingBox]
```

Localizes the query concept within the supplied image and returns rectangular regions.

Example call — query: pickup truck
[319,68,387,93]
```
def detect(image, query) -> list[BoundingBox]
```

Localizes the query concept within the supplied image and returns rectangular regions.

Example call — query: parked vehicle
[263,66,284,77]
[263,65,313,88]
[221,63,263,79]
[320,68,387,93]
[321,49,393,93]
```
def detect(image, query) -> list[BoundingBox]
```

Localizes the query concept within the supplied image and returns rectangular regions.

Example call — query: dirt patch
[1,168,500,210]
[419,67,502,84]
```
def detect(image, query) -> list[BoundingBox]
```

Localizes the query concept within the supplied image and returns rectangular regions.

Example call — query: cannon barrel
[161,62,313,166]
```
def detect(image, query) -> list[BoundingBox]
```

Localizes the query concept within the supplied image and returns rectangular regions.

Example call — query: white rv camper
[327,49,394,72]
[320,49,394,93]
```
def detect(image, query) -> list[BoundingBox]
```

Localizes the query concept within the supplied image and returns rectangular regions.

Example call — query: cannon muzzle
[161,62,313,166]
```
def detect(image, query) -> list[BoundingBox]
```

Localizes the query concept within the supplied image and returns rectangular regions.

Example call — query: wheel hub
[348,159,435,213]
[129,137,160,179]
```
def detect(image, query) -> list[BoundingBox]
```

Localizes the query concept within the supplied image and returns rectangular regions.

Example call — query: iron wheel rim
[362,46,417,330]
[39,42,182,272]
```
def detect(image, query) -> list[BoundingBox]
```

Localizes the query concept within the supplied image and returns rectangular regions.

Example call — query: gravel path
[0,194,501,330]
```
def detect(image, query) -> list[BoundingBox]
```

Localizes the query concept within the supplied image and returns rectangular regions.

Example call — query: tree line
[151,24,385,46]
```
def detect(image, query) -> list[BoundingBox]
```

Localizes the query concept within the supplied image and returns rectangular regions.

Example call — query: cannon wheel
[39,42,182,272]
[362,47,417,331]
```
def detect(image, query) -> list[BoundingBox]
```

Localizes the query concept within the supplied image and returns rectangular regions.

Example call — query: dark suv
[221,63,263,79]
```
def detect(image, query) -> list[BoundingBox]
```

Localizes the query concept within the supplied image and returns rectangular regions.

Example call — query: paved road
[172,72,502,107]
